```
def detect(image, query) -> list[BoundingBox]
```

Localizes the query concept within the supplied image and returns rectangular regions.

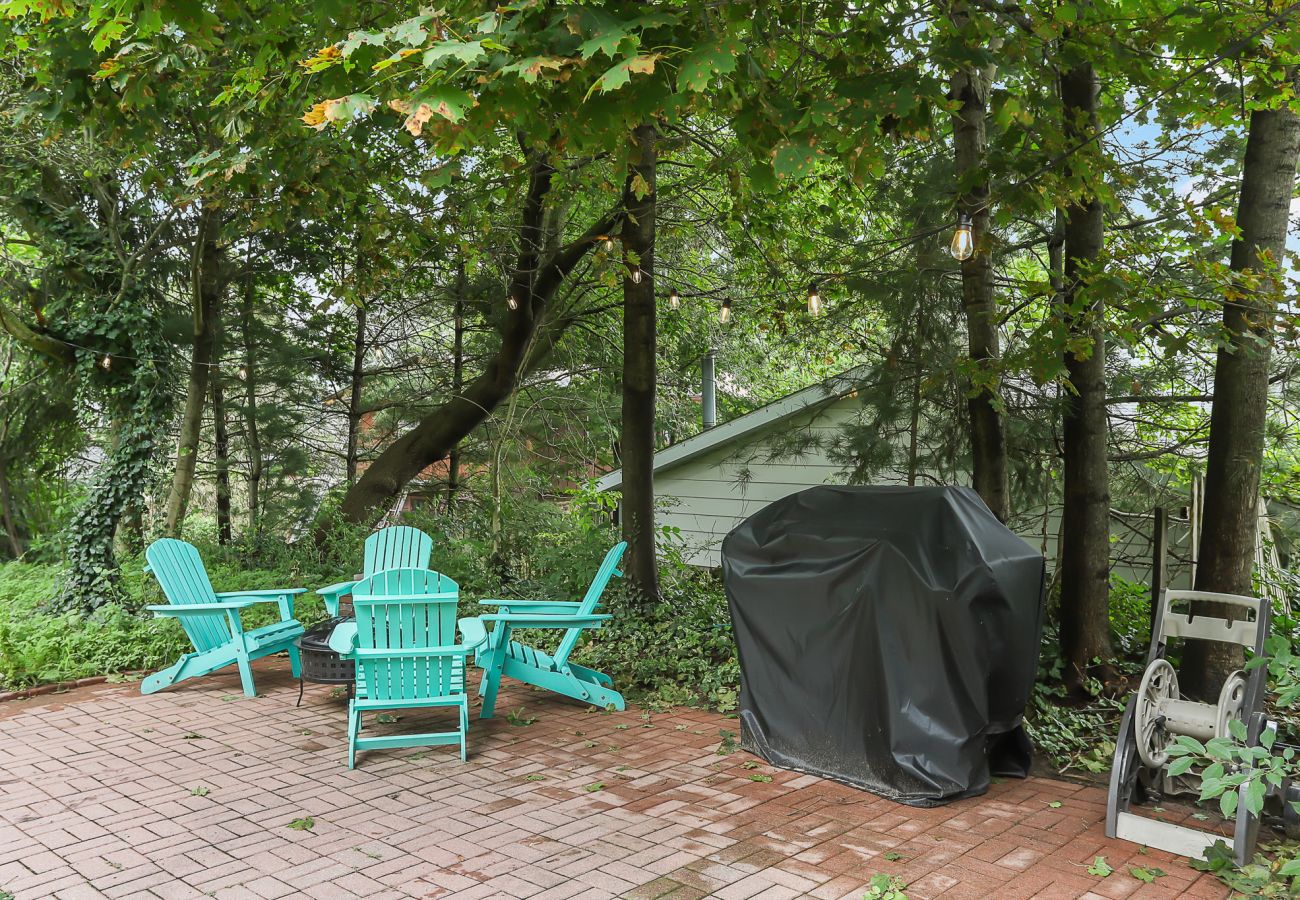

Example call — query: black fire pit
[295,616,355,707]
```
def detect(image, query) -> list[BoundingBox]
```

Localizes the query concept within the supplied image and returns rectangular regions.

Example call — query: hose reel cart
[1106,589,1299,864]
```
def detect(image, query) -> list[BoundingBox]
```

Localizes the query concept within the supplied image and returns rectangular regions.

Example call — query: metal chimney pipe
[701,349,718,430]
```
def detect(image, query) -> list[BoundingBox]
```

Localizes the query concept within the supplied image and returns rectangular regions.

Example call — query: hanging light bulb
[100,354,112,371]
[237,366,248,380]
[807,283,823,316]
[603,236,615,252]
[506,294,519,311]
[719,298,733,324]
[630,267,642,285]
[949,213,974,261]
[668,288,681,310]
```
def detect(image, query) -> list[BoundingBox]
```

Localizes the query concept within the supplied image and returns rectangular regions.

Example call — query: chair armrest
[328,622,359,655]
[216,589,307,598]
[214,590,302,622]
[317,581,356,598]
[478,614,611,629]
[457,617,488,651]
[477,600,585,613]
[147,600,263,614]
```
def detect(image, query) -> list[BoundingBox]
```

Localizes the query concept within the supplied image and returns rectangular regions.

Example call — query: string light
[719,298,733,324]
[949,214,974,261]
[629,267,642,285]
[237,366,248,380]
[806,283,823,316]
[100,354,112,371]
[506,294,519,311]
[668,288,680,310]
[603,236,615,252]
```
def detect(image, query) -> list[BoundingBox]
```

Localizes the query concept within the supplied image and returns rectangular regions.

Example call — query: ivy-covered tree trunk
[620,123,660,606]
[346,304,366,486]
[1056,48,1114,690]
[1182,68,1300,698]
[448,264,465,504]
[951,5,1010,523]
[334,156,621,528]
[164,213,224,535]
[211,362,233,546]
[240,273,263,535]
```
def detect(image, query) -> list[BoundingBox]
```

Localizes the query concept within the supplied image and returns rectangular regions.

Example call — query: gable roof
[596,368,865,492]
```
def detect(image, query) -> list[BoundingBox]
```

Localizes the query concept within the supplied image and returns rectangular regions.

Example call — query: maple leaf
[595,54,660,94]
[677,36,742,92]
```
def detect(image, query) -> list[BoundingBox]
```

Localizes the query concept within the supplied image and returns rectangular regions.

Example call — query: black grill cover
[722,485,1046,806]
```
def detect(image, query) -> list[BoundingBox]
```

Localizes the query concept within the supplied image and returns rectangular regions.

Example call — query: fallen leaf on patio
[190,786,210,797]
[407,752,427,760]
[573,731,585,736]
[584,782,604,792]
[220,695,238,702]
[742,761,759,769]
[884,851,905,861]
[675,725,688,731]
[582,741,597,748]
[300,730,313,736]
[288,817,315,831]
[1087,856,1112,877]
[1129,866,1165,884]
[717,729,738,754]
[506,708,536,726]
[615,724,629,730]
[376,714,400,724]
[748,774,773,783]
[182,733,202,740]
[864,872,907,899]
[1192,812,1209,820]
[524,774,546,782]
[1048,801,1062,808]
[356,847,381,860]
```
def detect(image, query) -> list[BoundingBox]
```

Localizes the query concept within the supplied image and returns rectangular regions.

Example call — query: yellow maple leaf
[301,101,330,129]
[404,104,435,136]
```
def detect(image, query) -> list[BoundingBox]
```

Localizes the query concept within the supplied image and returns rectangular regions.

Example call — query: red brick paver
[0,659,1227,899]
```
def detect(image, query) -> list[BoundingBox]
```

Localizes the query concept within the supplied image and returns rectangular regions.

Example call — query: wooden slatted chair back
[351,568,460,703]
[362,527,433,579]
[145,539,230,652]
[555,542,627,665]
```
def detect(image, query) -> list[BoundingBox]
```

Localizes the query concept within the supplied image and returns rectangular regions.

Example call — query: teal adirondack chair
[142,539,305,697]
[317,526,434,616]
[328,568,487,767]
[474,542,626,718]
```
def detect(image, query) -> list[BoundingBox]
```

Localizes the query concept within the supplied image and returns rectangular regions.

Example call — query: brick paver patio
[0,658,1228,899]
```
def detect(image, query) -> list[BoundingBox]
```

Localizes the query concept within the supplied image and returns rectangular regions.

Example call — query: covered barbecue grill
[721,485,1046,806]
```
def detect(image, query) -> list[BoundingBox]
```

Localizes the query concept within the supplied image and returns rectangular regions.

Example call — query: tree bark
[211,360,233,546]
[620,124,661,606]
[346,304,366,486]
[1182,67,1300,698]
[164,211,223,535]
[333,156,621,528]
[240,270,263,536]
[951,7,1010,523]
[448,262,466,504]
[1057,51,1114,690]
[0,461,23,558]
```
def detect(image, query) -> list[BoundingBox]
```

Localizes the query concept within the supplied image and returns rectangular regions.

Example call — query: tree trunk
[346,305,366,486]
[0,461,23,558]
[620,124,660,606]
[1182,67,1300,698]
[448,264,465,504]
[951,7,1010,523]
[211,360,233,546]
[1057,51,1114,690]
[241,270,263,535]
[164,212,223,535]
[333,157,621,529]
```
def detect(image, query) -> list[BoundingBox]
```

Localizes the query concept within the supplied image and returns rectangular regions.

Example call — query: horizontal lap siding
[655,401,865,567]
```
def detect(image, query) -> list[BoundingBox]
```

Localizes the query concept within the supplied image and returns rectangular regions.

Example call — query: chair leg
[287,644,302,678]
[459,701,468,762]
[347,705,360,769]
[479,664,503,719]
[236,656,257,697]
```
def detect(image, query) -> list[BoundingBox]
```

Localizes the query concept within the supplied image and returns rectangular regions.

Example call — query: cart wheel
[1135,659,1178,768]
[1214,670,1247,739]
